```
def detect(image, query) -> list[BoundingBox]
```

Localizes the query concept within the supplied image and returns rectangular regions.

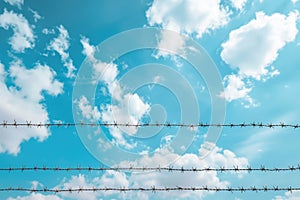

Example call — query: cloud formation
[146,0,230,37]
[7,193,62,200]
[3,0,24,8]
[79,36,150,149]
[220,11,298,106]
[274,191,300,200]
[0,9,35,52]
[0,61,63,155]
[7,142,248,200]
[47,25,76,78]
[230,0,247,10]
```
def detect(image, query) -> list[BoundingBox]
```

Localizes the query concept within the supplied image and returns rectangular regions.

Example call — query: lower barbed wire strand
[0,186,299,193]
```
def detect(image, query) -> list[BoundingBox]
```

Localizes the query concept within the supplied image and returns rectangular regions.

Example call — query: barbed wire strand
[0,186,299,193]
[1,121,300,128]
[1,165,300,173]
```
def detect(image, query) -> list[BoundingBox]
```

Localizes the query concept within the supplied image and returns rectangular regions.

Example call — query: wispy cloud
[3,0,24,9]
[79,36,150,149]
[47,25,76,78]
[0,9,35,52]
[29,8,42,22]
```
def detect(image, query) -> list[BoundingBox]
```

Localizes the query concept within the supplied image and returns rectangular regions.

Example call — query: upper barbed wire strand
[1,165,300,172]
[0,121,299,128]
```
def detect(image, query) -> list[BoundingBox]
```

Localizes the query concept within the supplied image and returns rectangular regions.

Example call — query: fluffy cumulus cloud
[0,61,63,155]
[80,36,96,59]
[274,191,300,200]
[146,0,230,38]
[154,29,187,58]
[47,25,76,78]
[231,0,247,10]
[76,96,101,122]
[113,142,248,199]
[56,172,129,200]
[221,11,298,79]
[7,193,62,200]
[219,74,255,107]
[3,0,24,8]
[78,37,150,149]
[9,61,63,102]
[220,11,298,105]
[0,9,35,52]
[8,142,248,200]
[153,29,190,67]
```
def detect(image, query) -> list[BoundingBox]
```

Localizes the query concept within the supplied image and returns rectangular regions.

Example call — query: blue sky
[1,0,300,199]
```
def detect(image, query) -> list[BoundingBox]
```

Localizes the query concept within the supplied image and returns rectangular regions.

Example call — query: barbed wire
[1,121,300,129]
[1,165,300,173]
[1,186,300,193]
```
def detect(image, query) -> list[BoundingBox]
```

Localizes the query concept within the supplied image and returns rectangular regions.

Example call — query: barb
[0,186,299,193]
[1,165,300,172]
[1,121,300,129]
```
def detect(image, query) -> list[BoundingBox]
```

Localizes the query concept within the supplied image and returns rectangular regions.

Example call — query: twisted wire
[1,121,300,128]
[0,186,299,193]
[1,165,300,173]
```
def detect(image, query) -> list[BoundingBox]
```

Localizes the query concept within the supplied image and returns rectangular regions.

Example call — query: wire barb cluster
[0,186,300,193]
[1,121,300,129]
[2,165,300,173]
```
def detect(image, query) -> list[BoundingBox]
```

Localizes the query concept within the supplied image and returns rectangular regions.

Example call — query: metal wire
[1,165,300,173]
[0,186,299,193]
[1,121,300,128]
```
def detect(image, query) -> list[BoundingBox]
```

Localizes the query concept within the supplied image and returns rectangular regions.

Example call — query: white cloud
[101,93,150,133]
[55,172,129,200]
[116,142,248,199]
[80,36,96,61]
[219,74,254,106]
[7,193,63,200]
[99,92,150,150]
[56,174,100,200]
[220,11,298,105]
[80,36,119,85]
[274,191,300,200]
[3,0,23,8]
[79,37,150,149]
[291,0,298,4]
[221,11,298,80]
[97,137,112,151]
[42,28,55,35]
[146,0,230,38]
[55,143,248,200]
[7,142,248,200]
[47,25,76,78]
[76,96,101,121]
[9,61,63,102]
[0,61,63,155]
[231,0,247,10]
[125,147,248,199]
[0,9,35,52]
[152,29,188,67]
[93,61,119,86]
[154,29,187,59]
[29,8,42,22]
